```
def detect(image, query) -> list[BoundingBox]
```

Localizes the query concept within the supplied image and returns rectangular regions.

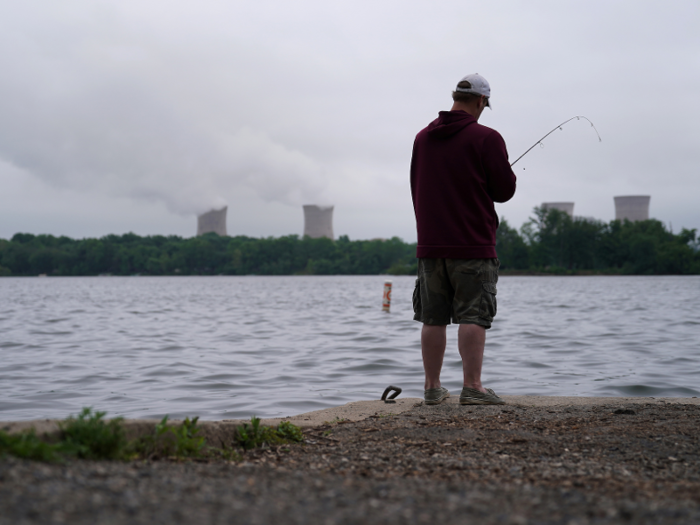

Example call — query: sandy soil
[2,398,699,524]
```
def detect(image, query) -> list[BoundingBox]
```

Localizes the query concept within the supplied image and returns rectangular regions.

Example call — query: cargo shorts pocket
[412,278,421,315]
[479,280,497,321]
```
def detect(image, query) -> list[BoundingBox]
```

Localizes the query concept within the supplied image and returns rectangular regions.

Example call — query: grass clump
[277,421,304,443]
[1,408,128,462]
[1,410,303,463]
[234,417,304,450]
[171,416,205,457]
[0,430,67,462]
[60,408,128,460]
[132,415,205,459]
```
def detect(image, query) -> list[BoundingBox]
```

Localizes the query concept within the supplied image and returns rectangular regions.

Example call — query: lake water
[1,275,699,421]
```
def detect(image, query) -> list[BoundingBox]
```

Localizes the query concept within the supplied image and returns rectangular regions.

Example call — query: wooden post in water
[382,281,392,312]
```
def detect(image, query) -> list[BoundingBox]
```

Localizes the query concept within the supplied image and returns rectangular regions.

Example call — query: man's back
[410,110,516,259]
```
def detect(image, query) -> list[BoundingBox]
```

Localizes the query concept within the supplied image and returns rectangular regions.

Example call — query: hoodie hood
[426,110,477,139]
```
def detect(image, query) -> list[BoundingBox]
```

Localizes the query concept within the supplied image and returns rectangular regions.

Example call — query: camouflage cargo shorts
[412,258,500,328]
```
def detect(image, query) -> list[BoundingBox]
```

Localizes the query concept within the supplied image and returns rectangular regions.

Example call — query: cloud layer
[1,1,699,239]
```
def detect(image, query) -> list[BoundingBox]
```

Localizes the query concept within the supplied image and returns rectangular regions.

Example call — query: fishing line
[510,116,602,167]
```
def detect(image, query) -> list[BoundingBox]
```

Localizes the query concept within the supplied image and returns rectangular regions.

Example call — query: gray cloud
[0,1,699,239]
[0,2,329,216]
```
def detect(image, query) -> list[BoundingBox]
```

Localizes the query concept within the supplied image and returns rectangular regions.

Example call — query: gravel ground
[2,402,699,524]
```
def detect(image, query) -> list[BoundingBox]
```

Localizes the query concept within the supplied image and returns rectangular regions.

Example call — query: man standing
[410,73,516,405]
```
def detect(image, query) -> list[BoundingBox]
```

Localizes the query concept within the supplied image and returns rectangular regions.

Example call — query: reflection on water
[1,275,699,421]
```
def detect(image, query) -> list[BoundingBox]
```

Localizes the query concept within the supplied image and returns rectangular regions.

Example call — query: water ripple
[0,275,699,421]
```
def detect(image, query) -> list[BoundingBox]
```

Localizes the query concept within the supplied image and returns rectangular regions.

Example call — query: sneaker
[459,387,505,405]
[424,387,450,405]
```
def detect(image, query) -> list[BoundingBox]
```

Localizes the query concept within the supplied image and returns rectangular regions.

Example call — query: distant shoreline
[3,218,700,277]
[3,272,700,278]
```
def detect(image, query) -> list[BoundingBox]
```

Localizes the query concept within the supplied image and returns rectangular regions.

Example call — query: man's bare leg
[458,323,488,393]
[422,324,447,390]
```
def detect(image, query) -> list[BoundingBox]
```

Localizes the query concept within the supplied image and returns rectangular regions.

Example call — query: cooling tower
[614,196,650,222]
[541,202,575,217]
[197,206,228,236]
[303,205,334,239]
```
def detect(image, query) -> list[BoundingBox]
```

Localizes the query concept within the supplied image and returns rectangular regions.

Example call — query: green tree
[496,218,529,269]
[1,225,697,277]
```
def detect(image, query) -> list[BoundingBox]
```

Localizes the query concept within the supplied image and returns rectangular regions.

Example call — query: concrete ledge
[2,396,698,445]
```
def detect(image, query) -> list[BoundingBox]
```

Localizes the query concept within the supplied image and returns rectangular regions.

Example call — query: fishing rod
[510,116,602,167]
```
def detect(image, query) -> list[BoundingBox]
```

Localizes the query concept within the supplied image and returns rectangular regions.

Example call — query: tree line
[1,208,698,276]
[0,233,417,276]
[496,208,700,274]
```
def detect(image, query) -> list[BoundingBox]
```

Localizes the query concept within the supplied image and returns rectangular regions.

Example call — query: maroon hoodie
[410,110,517,259]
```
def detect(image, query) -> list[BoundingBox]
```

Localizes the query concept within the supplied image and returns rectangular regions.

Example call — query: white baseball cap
[455,73,491,107]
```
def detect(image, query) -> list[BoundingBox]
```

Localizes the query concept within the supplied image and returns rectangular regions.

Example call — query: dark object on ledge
[381,386,402,403]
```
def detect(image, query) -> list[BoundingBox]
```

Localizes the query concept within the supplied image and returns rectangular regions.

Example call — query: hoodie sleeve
[482,130,517,203]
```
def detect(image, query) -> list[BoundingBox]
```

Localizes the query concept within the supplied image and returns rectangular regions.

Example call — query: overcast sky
[1,1,699,242]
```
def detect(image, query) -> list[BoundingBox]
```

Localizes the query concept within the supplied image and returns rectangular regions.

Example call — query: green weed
[235,416,271,450]
[0,429,67,462]
[234,417,304,450]
[1,408,128,462]
[132,415,205,459]
[171,416,205,457]
[276,421,304,443]
[1,410,303,463]
[60,408,128,460]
